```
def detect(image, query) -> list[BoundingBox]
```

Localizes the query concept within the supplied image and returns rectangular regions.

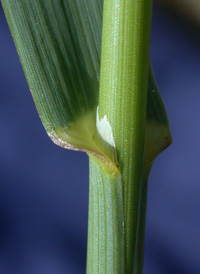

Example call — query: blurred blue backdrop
[0,3,200,274]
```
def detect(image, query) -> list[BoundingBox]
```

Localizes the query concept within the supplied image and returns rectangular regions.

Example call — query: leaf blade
[2,0,102,131]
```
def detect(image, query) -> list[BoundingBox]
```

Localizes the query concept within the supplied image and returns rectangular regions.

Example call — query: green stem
[87,156,124,274]
[98,0,153,273]
[133,175,149,273]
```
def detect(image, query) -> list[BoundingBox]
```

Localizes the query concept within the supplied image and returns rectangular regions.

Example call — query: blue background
[0,3,200,274]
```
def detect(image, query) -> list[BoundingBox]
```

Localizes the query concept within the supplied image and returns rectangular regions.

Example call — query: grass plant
[2,0,172,273]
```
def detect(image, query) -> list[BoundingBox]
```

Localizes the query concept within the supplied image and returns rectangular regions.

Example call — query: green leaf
[2,0,171,167]
[2,0,102,149]
[147,65,168,125]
